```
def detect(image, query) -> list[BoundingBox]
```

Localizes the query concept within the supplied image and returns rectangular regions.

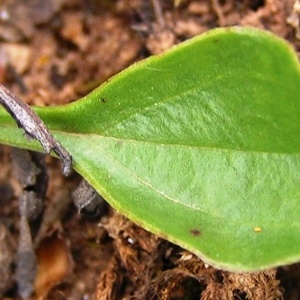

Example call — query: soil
[0,0,300,299]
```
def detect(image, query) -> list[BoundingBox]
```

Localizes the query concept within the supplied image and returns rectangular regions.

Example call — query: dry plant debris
[0,223,15,295]
[34,233,74,299]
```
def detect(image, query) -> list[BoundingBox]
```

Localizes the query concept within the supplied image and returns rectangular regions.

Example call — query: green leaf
[0,27,300,271]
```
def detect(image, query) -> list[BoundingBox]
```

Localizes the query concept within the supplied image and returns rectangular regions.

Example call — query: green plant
[0,27,299,272]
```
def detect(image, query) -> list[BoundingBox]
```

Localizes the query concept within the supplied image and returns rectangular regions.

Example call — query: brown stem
[0,84,72,175]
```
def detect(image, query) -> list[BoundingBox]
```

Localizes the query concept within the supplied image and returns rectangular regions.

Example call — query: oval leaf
[0,27,300,271]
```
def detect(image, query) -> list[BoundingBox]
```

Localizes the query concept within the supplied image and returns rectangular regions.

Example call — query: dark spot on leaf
[101,98,107,103]
[190,229,201,236]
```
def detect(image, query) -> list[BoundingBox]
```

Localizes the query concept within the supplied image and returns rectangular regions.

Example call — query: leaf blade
[0,27,300,271]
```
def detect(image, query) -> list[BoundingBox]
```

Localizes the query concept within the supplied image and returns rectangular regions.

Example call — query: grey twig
[16,202,37,299]
[0,84,72,175]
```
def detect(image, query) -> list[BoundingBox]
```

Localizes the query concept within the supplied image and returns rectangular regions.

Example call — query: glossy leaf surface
[0,27,300,271]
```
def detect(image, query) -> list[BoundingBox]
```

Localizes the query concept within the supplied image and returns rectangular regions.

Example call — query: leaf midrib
[53,131,300,156]
[1,122,298,156]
